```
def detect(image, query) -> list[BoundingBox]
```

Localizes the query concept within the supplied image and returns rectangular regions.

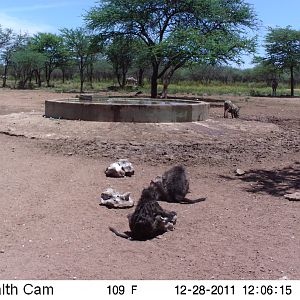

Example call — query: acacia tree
[132,41,152,86]
[86,0,257,98]
[60,27,100,93]
[11,49,47,88]
[30,33,67,87]
[260,27,300,96]
[0,26,14,87]
[0,26,12,49]
[0,30,29,87]
[106,36,142,87]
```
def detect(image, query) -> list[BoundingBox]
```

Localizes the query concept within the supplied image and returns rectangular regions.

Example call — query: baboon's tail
[180,197,206,204]
[109,226,131,239]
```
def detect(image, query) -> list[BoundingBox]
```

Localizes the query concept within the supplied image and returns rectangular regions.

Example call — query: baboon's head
[140,185,161,203]
[151,175,162,184]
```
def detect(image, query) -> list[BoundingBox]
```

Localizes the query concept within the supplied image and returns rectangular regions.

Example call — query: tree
[30,33,66,87]
[106,36,137,87]
[11,49,47,89]
[132,41,152,86]
[251,57,280,86]
[0,30,29,87]
[259,27,300,96]
[60,27,100,93]
[86,0,257,98]
[0,26,12,49]
[0,26,14,87]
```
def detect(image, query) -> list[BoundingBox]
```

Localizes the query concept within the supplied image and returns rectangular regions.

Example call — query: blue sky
[246,0,300,64]
[0,0,95,33]
[0,0,299,68]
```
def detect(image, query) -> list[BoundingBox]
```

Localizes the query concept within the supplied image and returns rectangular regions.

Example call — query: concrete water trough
[44,95,210,123]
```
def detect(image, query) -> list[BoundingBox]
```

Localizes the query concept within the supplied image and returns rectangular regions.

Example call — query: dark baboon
[109,185,177,240]
[224,100,240,118]
[151,165,206,204]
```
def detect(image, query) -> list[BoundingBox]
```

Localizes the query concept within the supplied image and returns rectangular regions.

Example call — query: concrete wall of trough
[45,99,210,123]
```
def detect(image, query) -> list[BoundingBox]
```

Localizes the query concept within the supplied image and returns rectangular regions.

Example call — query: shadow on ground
[220,162,300,197]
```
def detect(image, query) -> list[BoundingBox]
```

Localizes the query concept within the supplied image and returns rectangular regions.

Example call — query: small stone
[284,192,300,201]
[235,168,245,176]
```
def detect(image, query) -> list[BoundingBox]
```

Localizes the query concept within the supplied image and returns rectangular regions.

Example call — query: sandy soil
[0,89,299,280]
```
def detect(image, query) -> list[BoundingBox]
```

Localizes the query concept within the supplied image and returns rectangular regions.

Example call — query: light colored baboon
[126,77,138,86]
[224,100,240,118]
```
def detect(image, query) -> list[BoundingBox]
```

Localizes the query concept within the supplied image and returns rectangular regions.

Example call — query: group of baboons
[109,165,206,241]
[109,100,242,241]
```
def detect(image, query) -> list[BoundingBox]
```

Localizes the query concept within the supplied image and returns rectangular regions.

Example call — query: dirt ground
[0,89,299,280]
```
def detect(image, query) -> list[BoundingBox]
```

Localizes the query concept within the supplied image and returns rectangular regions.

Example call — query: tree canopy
[30,33,67,87]
[60,27,100,93]
[86,0,258,97]
[106,36,137,87]
[260,26,300,96]
[11,49,47,89]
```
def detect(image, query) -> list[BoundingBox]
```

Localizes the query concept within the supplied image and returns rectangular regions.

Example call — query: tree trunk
[2,64,8,88]
[45,65,50,87]
[151,63,159,98]
[290,66,294,96]
[137,68,144,86]
[80,57,84,93]
[89,62,94,88]
[29,71,33,84]
[161,66,176,99]
[80,80,84,93]
[121,71,126,88]
[62,68,65,84]
[116,73,121,87]
[37,71,42,87]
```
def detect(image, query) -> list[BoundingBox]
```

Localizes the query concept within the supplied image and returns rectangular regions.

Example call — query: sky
[0,0,300,68]
[0,0,95,33]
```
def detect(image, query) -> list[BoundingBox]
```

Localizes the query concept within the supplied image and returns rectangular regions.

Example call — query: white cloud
[0,12,55,34]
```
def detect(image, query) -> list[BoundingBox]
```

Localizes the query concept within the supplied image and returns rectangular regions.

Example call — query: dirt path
[0,89,299,279]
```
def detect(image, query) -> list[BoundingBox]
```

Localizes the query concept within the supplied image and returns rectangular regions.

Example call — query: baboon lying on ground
[151,165,206,204]
[109,185,177,240]
[224,100,240,118]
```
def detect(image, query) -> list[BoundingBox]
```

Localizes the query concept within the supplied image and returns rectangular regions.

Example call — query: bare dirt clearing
[0,89,299,279]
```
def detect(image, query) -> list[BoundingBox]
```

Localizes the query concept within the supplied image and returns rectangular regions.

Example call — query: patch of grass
[53,80,115,93]
[164,81,299,97]
[3,78,299,97]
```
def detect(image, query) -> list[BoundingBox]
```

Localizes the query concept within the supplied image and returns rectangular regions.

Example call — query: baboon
[109,185,177,240]
[126,77,138,86]
[224,100,240,118]
[151,165,206,204]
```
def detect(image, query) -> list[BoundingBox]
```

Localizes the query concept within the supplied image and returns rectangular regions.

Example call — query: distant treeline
[1,23,300,94]
[1,59,299,87]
